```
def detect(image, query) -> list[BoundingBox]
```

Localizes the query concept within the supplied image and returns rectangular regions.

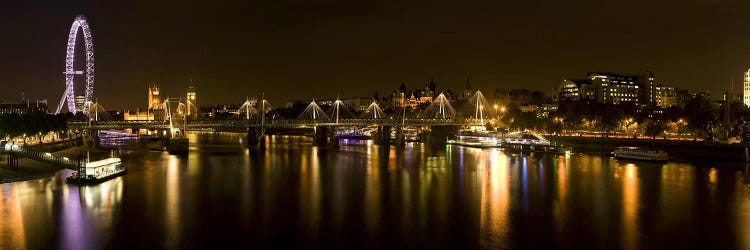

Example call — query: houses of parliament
[123,81,197,121]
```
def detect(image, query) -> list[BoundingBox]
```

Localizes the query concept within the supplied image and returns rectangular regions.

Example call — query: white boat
[67,157,126,184]
[612,147,668,161]
[447,135,501,147]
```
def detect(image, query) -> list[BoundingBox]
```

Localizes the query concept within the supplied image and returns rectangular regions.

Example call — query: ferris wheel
[55,15,95,115]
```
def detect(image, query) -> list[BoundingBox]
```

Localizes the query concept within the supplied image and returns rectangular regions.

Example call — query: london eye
[55,15,95,115]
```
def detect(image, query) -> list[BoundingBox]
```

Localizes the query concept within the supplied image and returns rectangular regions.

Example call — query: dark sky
[2,0,750,110]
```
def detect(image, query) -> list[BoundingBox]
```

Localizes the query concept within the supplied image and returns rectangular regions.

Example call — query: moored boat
[447,134,501,147]
[66,157,126,185]
[612,147,668,161]
[447,131,572,154]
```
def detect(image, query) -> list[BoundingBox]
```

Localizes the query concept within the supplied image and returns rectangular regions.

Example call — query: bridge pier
[393,126,406,148]
[374,125,392,146]
[83,129,99,149]
[246,127,266,150]
[332,134,340,148]
[426,125,459,145]
[313,126,330,147]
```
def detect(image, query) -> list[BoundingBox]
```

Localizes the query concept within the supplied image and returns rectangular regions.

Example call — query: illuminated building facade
[75,95,85,113]
[654,85,678,108]
[744,68,750,107]
[588,72,640,105]
[148,83,161,110]
[557,71,655,106]
[391,79,439,108]
[186,81,197,116]
[125,83,164,121]
[557,79,595,102]
[0,102,48,115]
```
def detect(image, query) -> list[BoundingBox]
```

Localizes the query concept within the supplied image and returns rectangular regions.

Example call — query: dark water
[1,133,749,249]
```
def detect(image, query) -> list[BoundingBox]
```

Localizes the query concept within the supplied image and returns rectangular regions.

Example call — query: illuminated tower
[744,68,750,107]
[186,79,197,116]
[75,95,85,112]
[148,82,161,110]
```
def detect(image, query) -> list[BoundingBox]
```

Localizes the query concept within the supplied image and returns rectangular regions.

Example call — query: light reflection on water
[621,164,639,250]
[0,133,748,249]
[744,168,750,249]
[479,150,509,248]
[0,182,27,250]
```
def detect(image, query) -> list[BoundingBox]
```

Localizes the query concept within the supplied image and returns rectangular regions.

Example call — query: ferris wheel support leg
[55,88,70,114]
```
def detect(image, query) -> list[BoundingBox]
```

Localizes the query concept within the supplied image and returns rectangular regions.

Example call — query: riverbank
[556,136,748,164]
[0,137,85,184]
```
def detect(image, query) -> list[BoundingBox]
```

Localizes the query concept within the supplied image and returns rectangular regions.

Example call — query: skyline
[3,1,750,109]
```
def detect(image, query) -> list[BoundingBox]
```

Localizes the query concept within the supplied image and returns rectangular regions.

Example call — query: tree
[0,112,72,142]
[595,103,624,133]
[644,120,666,140]
[546,120,563,134]
[662,106,686,122]
[511,111,538,130]
[684,95,718,139]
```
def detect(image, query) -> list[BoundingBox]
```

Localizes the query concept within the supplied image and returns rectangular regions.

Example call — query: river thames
[1,133,749,249]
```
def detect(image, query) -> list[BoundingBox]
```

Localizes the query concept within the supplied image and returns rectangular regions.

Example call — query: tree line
[0,111,70,142]
[501,95,750,141]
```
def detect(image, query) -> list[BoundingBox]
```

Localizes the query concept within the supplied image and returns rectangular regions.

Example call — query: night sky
[2,0,750,110]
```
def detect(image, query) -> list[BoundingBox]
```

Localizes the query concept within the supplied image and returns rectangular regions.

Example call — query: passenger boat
[446,134,500,147]
[612,147,668,161]
[66,157,126,185]
[447,131,572,154]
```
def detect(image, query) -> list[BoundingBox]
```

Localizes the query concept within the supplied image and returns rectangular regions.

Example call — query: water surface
[1,133,749,249]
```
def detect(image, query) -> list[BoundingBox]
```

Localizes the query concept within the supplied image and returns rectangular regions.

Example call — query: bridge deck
[70,118,484,130]
[1,141,79,169]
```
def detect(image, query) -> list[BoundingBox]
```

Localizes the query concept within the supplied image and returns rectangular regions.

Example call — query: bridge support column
[417,127,428,143]
[375,125,392,146]
[332,134,340,148]
[428,125,459,144]
[259,130,267,150]
[330,127,340,148]
[246,127,266,150]
[393,126,405,148]
[83,130,99,149]
[313,126,330,147]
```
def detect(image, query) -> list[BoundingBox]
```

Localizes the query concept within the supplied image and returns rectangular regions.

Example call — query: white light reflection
[622,163,639,250]
[62,185,86,250]
[740,169,750,249]
[300,145,321,234]
[479,150,509,248]
[553,156,568,235]
[164,155,181,248]
[81,176,123,231]
[0,183,27,249]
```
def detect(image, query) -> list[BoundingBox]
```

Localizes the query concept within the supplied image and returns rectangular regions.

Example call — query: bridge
[68,118,485,149]
[0,140,79,169]
[68,118,482,130]
[68,91,495,149]
[70,91,493,130]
